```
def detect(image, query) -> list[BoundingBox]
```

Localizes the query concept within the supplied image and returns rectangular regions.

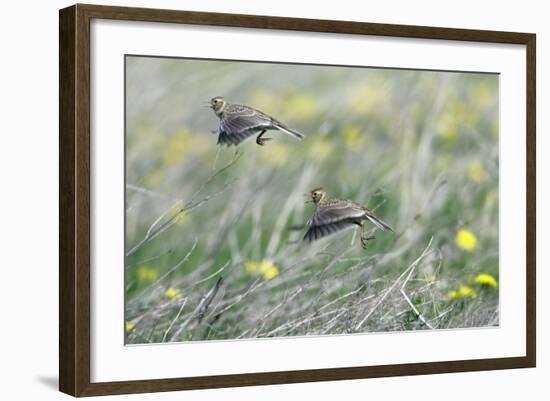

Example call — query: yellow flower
[164,287,179,299]
[125,321,135,333]
[447,285,477,300]
[458,285,477,299]
[446,290,458,300]
[262,265,280,280]
[136,265,159,284]
[243,259,280,280]
[455,228,477,252]
[474,273,498,288]
[467,161,488,183]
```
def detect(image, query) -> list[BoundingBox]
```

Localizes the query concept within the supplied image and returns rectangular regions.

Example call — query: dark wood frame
[59,3,536,397]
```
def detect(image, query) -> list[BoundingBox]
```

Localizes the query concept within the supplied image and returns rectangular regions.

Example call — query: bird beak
[305,199,313,204]
[205,101,213,108]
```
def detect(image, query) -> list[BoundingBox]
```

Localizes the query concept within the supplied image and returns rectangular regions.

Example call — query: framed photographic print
[59,4,536,397]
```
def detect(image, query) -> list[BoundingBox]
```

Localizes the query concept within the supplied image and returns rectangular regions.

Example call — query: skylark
[303,188,393,249]
[208,96,306,146]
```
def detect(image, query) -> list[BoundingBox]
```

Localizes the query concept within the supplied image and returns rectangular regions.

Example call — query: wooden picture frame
[59,3,536,396]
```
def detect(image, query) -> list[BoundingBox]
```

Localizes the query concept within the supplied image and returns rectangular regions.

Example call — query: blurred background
[124,56,499,344]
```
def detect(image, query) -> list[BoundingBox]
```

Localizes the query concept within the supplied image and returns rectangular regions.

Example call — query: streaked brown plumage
[208,96,305,146]
[303,188,393,249]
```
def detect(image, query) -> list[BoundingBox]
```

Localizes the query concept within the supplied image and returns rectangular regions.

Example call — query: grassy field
[124,56,499,344]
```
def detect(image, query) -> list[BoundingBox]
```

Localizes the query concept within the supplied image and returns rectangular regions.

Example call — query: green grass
[124,56,499,344]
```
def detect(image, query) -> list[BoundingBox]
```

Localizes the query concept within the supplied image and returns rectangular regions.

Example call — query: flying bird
[303,188,393,249]
[208,96,306,146]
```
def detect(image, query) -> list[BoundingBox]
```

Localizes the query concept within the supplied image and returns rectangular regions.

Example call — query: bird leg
[359,222,375,249]
[256,130,272,146]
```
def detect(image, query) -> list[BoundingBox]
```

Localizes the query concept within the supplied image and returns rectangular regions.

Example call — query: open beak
[205,101,213,108]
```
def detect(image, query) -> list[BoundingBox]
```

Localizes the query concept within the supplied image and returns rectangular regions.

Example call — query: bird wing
[221,105,273,134]
[303,221,356,243]
[217,129,257,146]
[307,201,366,227]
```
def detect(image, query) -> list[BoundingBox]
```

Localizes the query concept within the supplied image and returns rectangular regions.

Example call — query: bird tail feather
[275,124,305,140]
[364,212,394,232]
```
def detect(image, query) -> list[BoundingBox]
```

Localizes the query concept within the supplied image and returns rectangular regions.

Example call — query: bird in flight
[303,188,393,249]
[208,96,306,146]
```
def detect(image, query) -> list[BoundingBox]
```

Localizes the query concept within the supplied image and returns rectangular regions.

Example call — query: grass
[124,56,499,344]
